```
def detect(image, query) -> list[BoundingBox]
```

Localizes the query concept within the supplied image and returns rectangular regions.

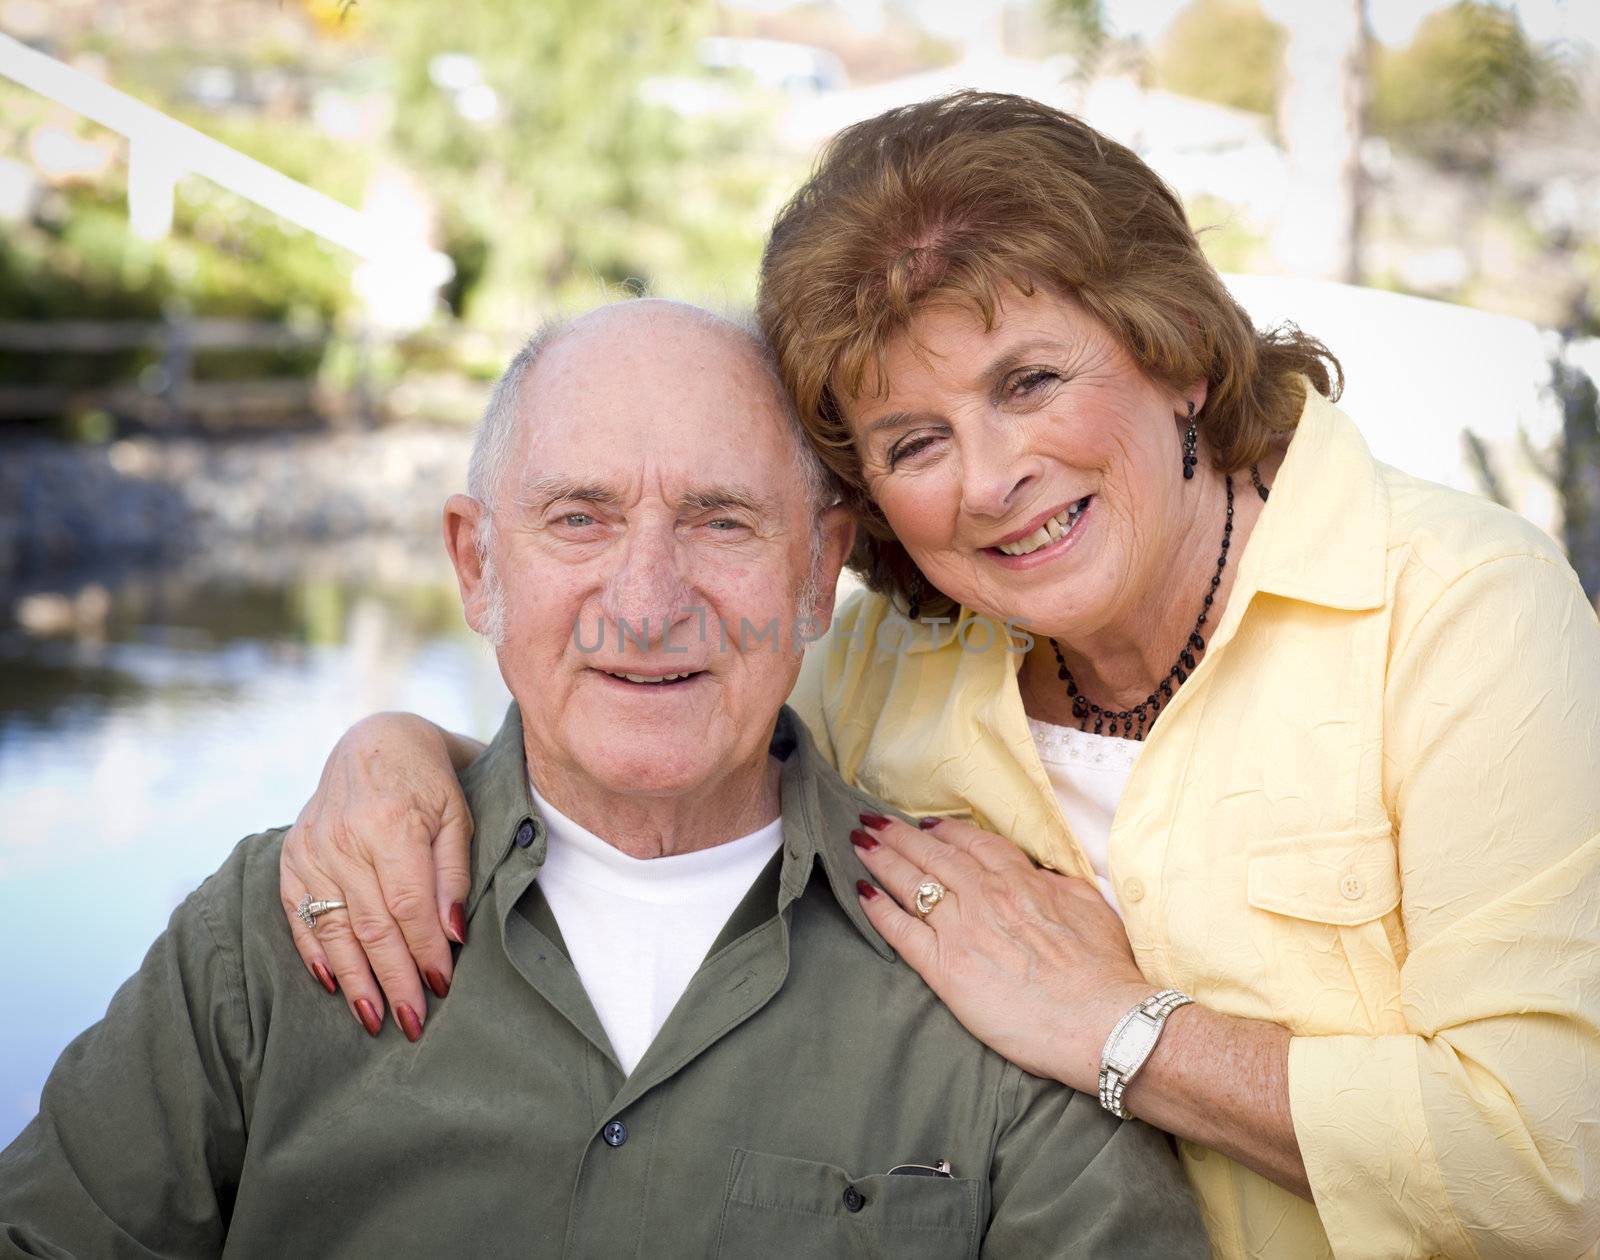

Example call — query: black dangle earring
[907,571,925,622]
[1181,400,1199,480]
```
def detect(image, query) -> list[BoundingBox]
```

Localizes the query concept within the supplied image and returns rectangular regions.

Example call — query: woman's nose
[958,430,1039,521]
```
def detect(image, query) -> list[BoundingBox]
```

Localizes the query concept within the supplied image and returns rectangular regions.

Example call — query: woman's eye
[1011,369,1058,396]
[887,435,938,468]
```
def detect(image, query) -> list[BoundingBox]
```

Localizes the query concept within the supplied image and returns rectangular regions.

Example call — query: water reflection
[0,551,510,1147]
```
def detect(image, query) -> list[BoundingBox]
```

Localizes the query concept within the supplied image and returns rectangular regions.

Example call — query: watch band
[1097,988,1194,1119]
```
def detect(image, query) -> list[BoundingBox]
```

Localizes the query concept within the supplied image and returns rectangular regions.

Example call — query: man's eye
[561,513,595,528]
[707,518,743,531]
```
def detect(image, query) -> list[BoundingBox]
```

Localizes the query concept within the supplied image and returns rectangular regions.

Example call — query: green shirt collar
[461,703,895,961]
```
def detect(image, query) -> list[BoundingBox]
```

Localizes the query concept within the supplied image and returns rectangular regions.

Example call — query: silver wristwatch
[1097,988,1193,1119]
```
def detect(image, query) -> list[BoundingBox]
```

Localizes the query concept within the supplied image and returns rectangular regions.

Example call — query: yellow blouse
[791,388,1600,1259]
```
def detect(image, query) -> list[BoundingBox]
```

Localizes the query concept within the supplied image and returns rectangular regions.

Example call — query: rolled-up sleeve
[1289,552,1600,1259]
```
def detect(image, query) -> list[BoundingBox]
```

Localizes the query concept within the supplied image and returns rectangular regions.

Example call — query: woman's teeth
[996,498,1088,556]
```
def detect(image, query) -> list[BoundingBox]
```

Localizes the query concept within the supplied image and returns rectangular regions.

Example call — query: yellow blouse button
[1123,877,1146,904]
[1340,874,1364,900]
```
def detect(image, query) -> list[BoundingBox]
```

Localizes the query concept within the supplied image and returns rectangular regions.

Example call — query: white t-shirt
[530,784,784,1075]
[1026,718,1141,915]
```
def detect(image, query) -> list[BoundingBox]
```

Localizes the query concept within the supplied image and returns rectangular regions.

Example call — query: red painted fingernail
[859,812,892,830]
[313,962,337,995]
[396,1003,424,1043]
[849,828,880,852]
[425,968,450,1000]
[355,999,382,1037]
[448,902,468,946]
[856,879,881,901]
[919,817,941,830]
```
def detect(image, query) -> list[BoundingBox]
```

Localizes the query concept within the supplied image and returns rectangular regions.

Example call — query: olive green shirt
[0,705,1205,1259]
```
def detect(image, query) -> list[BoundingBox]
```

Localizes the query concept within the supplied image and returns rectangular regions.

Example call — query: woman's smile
[983,494,1094,569]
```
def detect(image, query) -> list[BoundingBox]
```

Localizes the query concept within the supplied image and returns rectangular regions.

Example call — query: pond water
[0,551,511,1148]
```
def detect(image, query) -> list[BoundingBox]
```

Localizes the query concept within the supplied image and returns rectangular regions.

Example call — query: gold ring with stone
[914,878,947,918]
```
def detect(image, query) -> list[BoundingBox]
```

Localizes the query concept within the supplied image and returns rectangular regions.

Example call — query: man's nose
[601,526,694,646]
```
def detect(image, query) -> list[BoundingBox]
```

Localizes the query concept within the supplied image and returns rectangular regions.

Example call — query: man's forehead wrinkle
[508,465,786,518]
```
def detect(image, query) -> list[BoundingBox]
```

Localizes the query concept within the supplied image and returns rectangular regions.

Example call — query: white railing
[0,32,450,326]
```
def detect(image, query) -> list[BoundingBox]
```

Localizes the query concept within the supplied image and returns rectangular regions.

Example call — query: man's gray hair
[465,299,840,646]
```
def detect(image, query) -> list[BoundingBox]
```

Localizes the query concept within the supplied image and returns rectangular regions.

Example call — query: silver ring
[296,894,347,930]
[914,878,947,918]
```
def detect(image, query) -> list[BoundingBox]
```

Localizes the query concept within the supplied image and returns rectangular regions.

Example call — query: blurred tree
[368,0,764,324]
[1153,0,1284,116]
[1272,0,1367,283]
[1548,354,1600,600]
[1370,1,1574,169]
[1042,0,1108,79]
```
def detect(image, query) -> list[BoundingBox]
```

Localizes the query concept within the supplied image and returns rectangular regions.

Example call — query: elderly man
[0,301,1205,1257]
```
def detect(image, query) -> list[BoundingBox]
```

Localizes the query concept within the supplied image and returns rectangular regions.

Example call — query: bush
[1370,1,1574,167]
[1153,0,1285,117]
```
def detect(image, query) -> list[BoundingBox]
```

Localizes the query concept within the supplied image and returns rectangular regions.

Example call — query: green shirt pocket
[715,1147,981,1260]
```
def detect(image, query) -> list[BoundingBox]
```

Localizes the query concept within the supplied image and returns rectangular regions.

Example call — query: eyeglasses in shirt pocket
[714,1147,981,1260]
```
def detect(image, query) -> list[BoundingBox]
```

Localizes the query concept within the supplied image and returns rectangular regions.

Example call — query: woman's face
[840,285,1204,641]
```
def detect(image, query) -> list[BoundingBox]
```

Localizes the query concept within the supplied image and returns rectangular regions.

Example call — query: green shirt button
[842,1185,865,1213]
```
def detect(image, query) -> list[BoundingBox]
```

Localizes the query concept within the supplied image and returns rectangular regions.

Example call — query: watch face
[1107,1014,1161,1074]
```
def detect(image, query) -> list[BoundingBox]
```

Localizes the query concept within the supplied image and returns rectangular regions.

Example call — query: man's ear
[443,494,491,633]
[808,504,857,632]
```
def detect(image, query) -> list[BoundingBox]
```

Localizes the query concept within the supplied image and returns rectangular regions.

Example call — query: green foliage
[368,0,766,322]
[1153,0,1284,116]
[0,177,349,393]
[1370,1,1575,166]
[1187,195,1268,273]
[1041,0,1108,76]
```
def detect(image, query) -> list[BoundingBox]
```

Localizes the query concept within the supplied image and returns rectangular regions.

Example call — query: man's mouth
[989,496,1092,558]
[598,669,706,687]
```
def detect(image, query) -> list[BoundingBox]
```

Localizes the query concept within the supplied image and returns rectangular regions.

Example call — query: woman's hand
[851,815,1152,1093]
[279,713,478,1040]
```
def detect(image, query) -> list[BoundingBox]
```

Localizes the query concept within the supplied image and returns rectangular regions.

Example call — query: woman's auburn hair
[756,90,1343,611]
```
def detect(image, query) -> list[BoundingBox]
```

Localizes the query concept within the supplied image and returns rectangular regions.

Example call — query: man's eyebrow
[677,485,774,515]
[515,476,623,510]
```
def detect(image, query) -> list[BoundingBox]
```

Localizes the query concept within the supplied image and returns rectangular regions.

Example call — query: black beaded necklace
[1048,465,1269,741]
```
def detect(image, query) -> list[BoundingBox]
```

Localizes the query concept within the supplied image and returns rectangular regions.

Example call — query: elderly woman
[278,94,1600,1257]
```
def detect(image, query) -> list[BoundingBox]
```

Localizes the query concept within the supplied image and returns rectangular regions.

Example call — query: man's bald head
[467,299,834,522]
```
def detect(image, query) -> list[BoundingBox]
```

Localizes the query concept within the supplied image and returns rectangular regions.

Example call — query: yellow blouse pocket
[715,1148,981,1260]
[1244,825,1408,1034]
[1246,824,1400,926]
